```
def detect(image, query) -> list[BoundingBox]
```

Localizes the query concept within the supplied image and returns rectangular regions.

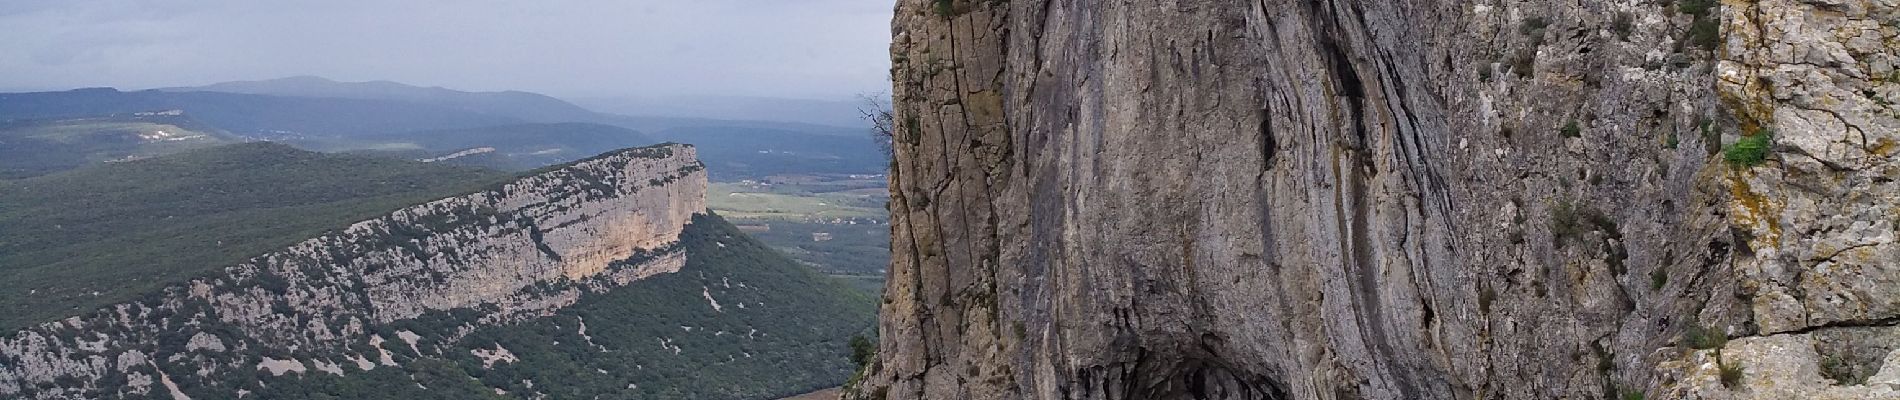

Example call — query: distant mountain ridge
[0,113,243,179]
[163,76,871,134]
[163,76,601,123]
[0,79,891,177]
[341,122,660,170]
[0,88,521,138]
[574,95,871,129]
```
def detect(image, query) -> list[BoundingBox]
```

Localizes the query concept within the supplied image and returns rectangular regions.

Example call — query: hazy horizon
[0,0,894,101]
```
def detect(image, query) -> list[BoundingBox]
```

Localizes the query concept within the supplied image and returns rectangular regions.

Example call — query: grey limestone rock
[852,0,1895,399]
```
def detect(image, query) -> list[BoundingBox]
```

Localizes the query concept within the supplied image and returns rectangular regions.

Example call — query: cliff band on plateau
[0,144,708,397]
[850,1,1900,400]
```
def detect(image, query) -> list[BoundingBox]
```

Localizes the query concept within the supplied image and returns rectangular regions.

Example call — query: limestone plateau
[850,1,1898,399]
[0,144,707,398]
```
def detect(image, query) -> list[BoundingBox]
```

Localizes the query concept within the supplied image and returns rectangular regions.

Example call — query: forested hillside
[0,143,874,399]
[245,214,875,399]
[0,143,510,330]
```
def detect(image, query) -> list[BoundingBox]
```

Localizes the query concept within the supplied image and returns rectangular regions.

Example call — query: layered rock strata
[0,144,706,399]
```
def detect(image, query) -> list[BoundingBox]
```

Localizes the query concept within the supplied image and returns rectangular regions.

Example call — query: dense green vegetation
[243,214,877,400]
[1723,130,1773,167]
[0,115,238,179]
[748,221,889,275]
[849,335,877,368]
[0,142,510,331]
[313,122,656,170]
[204,359,511,400]
[0,88,523,138]
[654,126,887,179]
[705,176,891,292]
[709,181,888,221]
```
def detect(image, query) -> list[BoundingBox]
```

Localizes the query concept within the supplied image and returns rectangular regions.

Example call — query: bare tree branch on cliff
[857,92,895,158]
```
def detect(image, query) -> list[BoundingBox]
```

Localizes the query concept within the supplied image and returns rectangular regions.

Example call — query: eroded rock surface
[1669,0,1900,398]
[852,1,1895,399]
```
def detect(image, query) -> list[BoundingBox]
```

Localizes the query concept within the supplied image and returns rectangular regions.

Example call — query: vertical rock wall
[1660,2,1900,399]
[857,1,1894,399]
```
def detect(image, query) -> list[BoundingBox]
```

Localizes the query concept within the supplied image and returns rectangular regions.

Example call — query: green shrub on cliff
[1720,362,1746,388]
[1560,119,1582,138]
[1685,323,1727,350]
[849,335,878,368]
[934,0,954,17]
[1723,130,1772,167]
[1678,0,1721,52]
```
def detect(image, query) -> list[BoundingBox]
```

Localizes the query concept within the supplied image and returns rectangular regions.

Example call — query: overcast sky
[0,0,893,100]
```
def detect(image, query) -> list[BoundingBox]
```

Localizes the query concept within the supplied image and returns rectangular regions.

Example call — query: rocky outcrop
[0,144,706,399]
[1720,0,1899,335]
[855,1,1893,399]
[1662,1,1900,398]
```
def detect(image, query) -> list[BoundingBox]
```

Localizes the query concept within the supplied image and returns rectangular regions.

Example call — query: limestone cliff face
[856,1,1895,399]
[0,144,706,399]
[1664,2,1900,399]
